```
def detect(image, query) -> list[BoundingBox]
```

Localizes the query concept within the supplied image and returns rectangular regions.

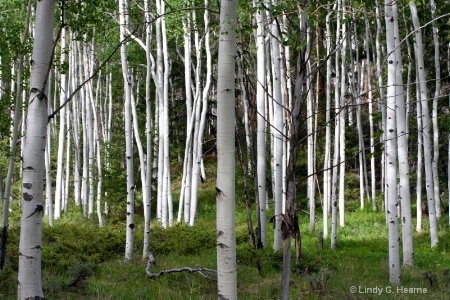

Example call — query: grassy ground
[1,161,450,299]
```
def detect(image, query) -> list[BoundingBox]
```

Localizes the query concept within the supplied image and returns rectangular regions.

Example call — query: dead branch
[145,252,216,280]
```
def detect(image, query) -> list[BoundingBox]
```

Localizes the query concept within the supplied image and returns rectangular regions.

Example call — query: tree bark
[216,0,238,296]
[17,0,56,298]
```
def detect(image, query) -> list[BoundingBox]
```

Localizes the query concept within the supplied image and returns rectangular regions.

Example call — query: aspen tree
[385,0,400,284]
[323,4,334,237]
[338,0,347,228]
[393,3,413,266]
[410,1,438,248]
[17,0,56,298]
[216,0,237,296]
[430,0,441,218]
[119,0,135,261]
[415,61,423,232]
[270,0,284,251]
[54,25,67,220]
[331,0,342,249]
[254,0,267,247]
[143,0,152,259]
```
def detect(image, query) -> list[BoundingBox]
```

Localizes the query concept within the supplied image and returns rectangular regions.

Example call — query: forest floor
[1,160,450,299]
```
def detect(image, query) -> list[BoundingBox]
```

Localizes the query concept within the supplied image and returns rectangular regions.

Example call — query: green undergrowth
[2,174,450,299]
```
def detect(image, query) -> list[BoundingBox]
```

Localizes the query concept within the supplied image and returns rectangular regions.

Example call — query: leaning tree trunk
[216,0,237,297]
[17,0,56,298]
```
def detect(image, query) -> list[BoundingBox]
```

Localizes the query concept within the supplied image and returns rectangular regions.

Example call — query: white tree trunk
[84,42,95,219]
[415,63,423,232]
[255,0,267,247]
[385,0,401,284]
[17,0,56,298]
[120,0,135,261]
[189,2,212,226]
[391,3,413,267]
[271,0,284,251]
[161,0,173,227]
[331,0,342,249]
[306,27,315,232]
[216,0,237,296]
[323,6,333,238]
[54,26,67,220]
[410,2,439,248]
[143,0,152,259]
[430,0,441,218]
[338,1,347,228]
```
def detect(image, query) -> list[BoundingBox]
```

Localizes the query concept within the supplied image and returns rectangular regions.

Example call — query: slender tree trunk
[17,0,56,298]
[331,0,342,249]
[415,61,423,232]
[323,5,333,237]
[54,26,67,220]
[392,3,413,267]
[270,0,284,251]
[430,0,441,218]
[143,0,153,259]
[255,0,267,247]
[120,0,135,261]
[410,2,439,248]
[281,11,306,299]
[338,0,347,228]
[385,0,401,284]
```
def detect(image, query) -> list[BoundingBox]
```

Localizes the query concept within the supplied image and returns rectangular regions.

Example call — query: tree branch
[145,252,216,280]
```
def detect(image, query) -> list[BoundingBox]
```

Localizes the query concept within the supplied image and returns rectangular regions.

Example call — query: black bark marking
[217,230,224,237]
[129,223,135,229]
[23,193,33,201]
[26,205,43,218]
[217,243,228,249]
[23,183,32,189]
[19,252,34,259]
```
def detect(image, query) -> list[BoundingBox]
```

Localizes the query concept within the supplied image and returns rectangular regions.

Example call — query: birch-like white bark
[385,0,400,284]
[410,2,438,247]
[120,0,135,261]
[392,3,413,266]
[415,61,423,232]
[54,26,67,220]
[331,0,342,249]
[17,1,55,298]
[271,0,284,251]
[338,0,347,228]
[430,0,441,218]
[189,1,212,226]
[143,0,152,259]
[216,0,237,296]
[255,0,267,247]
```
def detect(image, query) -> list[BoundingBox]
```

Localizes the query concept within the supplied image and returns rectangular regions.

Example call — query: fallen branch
[145,252,216,280]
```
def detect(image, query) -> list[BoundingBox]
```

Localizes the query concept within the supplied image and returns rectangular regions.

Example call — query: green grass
[1,161,450,299]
